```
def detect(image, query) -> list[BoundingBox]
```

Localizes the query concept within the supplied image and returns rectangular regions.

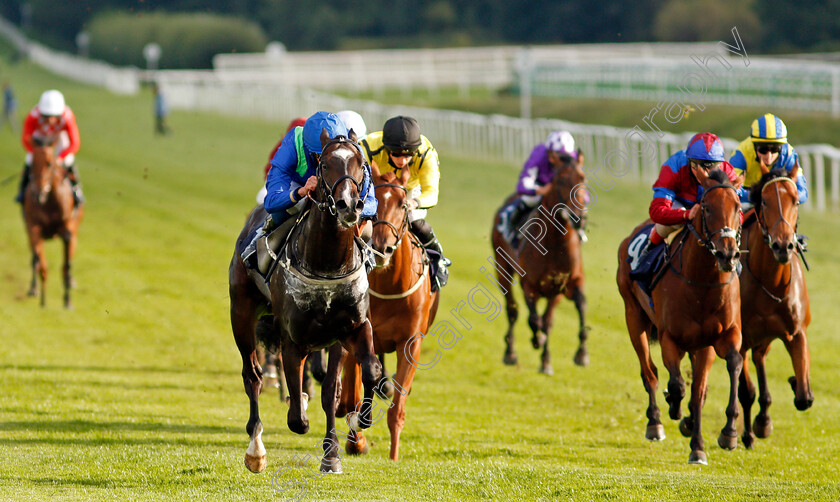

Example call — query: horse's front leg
[538,294,561,374]
[738,348,758,449]
[280,339,310,435]
[28,252,39,297]
[320,343,346,473]
[61,228,76,309]
[343,319,382,431]
[716,336,743,451]
[659,333,686,421]
[523,286,545,350]
[686,347,715,464]
[568,285,589,366]
[752,343,774,438]
[782,331,814,411]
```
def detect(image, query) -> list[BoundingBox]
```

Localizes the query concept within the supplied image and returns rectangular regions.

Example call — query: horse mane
[750,167,788,209]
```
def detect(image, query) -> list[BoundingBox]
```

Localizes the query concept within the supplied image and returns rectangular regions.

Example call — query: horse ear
[370,160,381,178]
[577,148,584,166]
[320,128,330,149]
[348,128,358,143]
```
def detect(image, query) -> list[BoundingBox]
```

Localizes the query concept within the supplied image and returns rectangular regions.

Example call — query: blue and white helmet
[302,111,348,155]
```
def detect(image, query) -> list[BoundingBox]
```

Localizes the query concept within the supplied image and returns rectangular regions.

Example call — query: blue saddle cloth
[627,224,666,295]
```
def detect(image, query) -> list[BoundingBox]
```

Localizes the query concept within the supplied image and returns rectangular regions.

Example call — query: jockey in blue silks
[264,110,377,225]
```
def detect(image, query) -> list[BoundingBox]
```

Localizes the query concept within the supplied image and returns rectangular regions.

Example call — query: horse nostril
[771,241,780,251]
[355,199,364,211]
[734,251,741,260]
[335,199,348,210]
[787,242,795,251]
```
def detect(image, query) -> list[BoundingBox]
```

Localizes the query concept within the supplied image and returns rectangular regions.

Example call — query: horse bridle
[756,176,798,248]
[310,136,368,215]
[687,183,741,255]
[372,183,411,256]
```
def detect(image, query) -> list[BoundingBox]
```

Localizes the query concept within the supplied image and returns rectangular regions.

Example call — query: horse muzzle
[770,239,795,264]
[713,248,741,273]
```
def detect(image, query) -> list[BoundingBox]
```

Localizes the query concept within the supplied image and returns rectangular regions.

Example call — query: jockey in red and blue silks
[636,132,745,261]
[264,111,377,226]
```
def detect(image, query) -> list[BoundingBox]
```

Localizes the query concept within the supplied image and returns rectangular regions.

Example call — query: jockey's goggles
[387,147,415,158]
[755,143,782,154]
[690,160,722,170]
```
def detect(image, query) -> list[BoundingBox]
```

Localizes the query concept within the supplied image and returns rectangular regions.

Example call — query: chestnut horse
[739,168,813,449]
[491,152,589,373]
[617,169,743,464]
[22,135,84,308]
[337,165,441,461]
[229,130,381,474]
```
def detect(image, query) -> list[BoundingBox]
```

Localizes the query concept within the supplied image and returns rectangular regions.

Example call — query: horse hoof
[742,432,755,450]
[244,453,267,473]
[531,331,547,349]
[645,424,666,441]
[64,302,74,311]
[573,349,589,367]
[320,456,343,474]
[346,412,360,432]
[345,436,370,455]
[688,450,708,465]
[717,432,738,450]
[503,353,518,366]
[753,417,772,438]
[539,364,554,376]
[263,364,278,380]
[678,417,692,437]
[27,289,37,297]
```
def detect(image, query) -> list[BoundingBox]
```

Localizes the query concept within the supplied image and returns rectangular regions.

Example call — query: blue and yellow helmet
[750,114,787,144]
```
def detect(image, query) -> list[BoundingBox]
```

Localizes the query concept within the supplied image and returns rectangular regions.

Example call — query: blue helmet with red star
[685,132,726,164]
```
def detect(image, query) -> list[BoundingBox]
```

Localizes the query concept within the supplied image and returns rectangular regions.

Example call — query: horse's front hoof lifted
[753,416,773,438]
[531,331,547,349]
[345,435,370,455]
[717,432,737,450]
[320,456,343,474]
[573,348,589,367]
[678,417,693,437]
[503,353,518,366]
[244,453,267,473]
[645,424,666,441]
[539,363,554,376]
[688,450,708,465]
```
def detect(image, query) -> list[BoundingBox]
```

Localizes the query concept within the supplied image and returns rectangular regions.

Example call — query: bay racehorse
[491,152,589,373]
[739,168,813,449]
[337,164,441,461]
[22,135,84,308]
[617,169,743,464]
[229,130,381,474]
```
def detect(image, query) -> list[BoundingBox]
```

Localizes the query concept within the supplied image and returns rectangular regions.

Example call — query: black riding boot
[498,198,528,246]
[411,219,450,289]
[14,163,30,204]
[65,164,85,206]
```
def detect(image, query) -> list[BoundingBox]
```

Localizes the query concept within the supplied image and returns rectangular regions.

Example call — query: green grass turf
[1,51,840,501]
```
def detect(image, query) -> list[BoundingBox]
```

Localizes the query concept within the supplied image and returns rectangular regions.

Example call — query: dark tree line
[2,0,839,55]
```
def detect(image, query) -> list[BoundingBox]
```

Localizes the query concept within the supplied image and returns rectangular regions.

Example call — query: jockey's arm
[264,140,304,214]
[21,112,38,152]
[59,108,80,161]
[415,148,440,209]
[649,190,690,226]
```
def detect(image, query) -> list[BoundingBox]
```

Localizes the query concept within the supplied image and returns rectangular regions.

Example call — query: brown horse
[617,169,743,464]
[22,135,84,309]
[337,165,441,461]
[229,130,381,474]
[738,168,813,449]
[491,152,589,373]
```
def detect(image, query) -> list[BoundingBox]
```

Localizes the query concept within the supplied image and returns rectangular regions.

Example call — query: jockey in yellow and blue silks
[729,114,808,209]
[264,111,377,225]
